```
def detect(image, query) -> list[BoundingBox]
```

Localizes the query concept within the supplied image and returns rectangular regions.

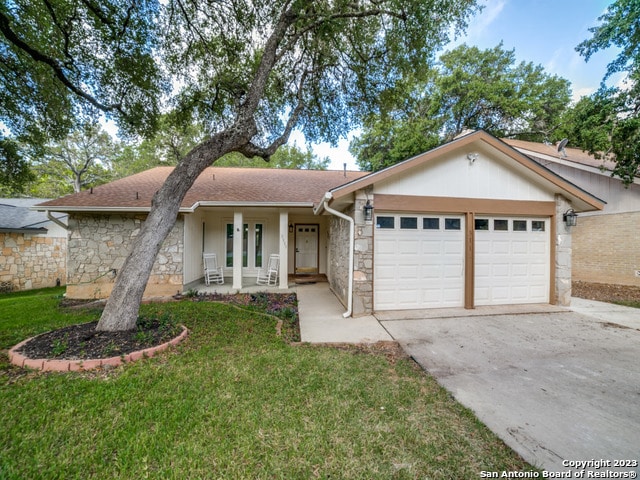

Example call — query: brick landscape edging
[8,326,189,372]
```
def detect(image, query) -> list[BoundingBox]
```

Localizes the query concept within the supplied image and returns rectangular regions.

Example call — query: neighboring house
[0,199,67,292]
[504,138,640,288]
[35,131,603,315]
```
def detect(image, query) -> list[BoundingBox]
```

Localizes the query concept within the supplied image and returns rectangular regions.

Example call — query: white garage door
[474,217,550,305]
[374,214,465,310]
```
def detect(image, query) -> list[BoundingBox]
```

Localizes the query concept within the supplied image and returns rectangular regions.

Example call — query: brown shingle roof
[35,167,369,211]
[502,138,619,173]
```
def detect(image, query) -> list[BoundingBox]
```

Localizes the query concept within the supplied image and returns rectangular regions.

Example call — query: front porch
[186,274,328,295]
[182,207,329,291]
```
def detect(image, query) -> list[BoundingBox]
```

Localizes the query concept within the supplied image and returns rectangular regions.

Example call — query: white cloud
[463,0,507,41]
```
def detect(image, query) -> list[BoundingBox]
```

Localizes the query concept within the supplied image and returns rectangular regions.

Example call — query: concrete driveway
[379,301,640,473]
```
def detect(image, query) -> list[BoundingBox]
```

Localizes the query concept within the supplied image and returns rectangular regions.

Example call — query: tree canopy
[567,0,640,185]
[1,0,481,330]
[350,43,571,171]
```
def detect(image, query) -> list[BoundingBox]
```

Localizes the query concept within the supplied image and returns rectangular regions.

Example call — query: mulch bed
[572,281,640,304]
[16,319,182,361]
[16,292,299,361]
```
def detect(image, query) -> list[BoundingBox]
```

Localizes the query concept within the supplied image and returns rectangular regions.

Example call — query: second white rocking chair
[256,254,279,286]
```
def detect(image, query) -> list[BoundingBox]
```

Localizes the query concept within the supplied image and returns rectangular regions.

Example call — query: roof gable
[328,131,604,212]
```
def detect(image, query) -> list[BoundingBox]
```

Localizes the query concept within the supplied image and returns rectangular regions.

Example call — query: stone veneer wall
[555,195,573,306]
[353,196,373,316]
[66,213,184,299]
[572,211,640,287]
[0,232,66,292]
[325,196,375,317]
[327,215,350,308]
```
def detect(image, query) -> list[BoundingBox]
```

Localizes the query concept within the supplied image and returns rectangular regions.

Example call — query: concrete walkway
[296,283,392,343]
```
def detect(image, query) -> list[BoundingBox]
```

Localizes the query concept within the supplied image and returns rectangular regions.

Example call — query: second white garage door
[374,214,465,310]
[474,217,550,305]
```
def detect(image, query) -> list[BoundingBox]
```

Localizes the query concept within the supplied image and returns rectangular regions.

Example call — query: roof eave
[330,131,605,212]
[0,227,48,234]
[32,201,318,214]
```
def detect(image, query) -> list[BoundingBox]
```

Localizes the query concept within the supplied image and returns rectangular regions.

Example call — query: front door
[295,224,319,274]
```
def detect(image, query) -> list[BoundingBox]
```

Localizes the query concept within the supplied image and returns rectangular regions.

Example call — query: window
[494,219,508,231]
[532,221,545,232]
[226,224,234,267]
[423,218,439,230]
[255,224,263,267]
[445,218,461,230]
[226,222,263,268]
[513,220,527,231]
[242,224,249,267]
[400,217,418,229]
[376,216,395,229]
[475,219,489,231]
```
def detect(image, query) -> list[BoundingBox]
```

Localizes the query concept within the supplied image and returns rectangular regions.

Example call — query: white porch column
[279,210,289,289]
[233,211,243,289]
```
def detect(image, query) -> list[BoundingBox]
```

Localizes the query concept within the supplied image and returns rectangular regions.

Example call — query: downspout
[321,192,354,318]
[47,211,68,230]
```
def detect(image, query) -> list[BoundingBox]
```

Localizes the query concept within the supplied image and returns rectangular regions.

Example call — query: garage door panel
[444,241,464,254]
[492,241,511,254]
[475,217,550,305]
[375,214,464,310]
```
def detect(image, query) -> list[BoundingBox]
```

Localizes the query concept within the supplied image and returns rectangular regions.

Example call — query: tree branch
[237,70,309,160]
[0,10,123,114]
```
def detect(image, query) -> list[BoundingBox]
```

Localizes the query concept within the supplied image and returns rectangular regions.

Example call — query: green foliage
[217,144,330,170]
[569,0,640,185]
[576,0,640,80]
[0,0,164,141]
[0,137,34,195]
[351,43,571,171]
[26,122,120,197]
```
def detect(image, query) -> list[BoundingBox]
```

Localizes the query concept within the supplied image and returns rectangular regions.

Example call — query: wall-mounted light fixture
[467,152,479,164]
[363,200,374,222]
[289,223,293,233]
[563,209,578,227]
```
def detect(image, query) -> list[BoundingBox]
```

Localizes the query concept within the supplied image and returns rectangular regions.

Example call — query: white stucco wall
[375,148,557,202]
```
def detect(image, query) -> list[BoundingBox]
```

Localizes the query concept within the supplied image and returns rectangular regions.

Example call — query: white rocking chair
[256,254,279,286]
[203,253,224,285]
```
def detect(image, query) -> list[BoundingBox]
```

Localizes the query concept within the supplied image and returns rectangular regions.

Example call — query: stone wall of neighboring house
[0,232,66,292]
[66,213,184,299]
[327,214,350,308]
[572,211,640,287]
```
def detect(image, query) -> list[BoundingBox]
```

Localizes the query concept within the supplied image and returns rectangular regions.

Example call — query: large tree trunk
[96,8,296,331]
[96,132,249,331]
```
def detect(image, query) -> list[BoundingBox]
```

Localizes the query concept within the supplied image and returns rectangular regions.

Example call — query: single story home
[504,138,640,288]
[0,198,67,292]
[35,131,604,315]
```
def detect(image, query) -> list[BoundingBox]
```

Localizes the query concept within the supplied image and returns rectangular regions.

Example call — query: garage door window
[532,221,545,231]
[376,216,395,229]
[400,217,418,229]
[475,219,489,230]
[423,218,439,230]
[513,220,527,231]
[445,218,461,230]
[493,219,508,231]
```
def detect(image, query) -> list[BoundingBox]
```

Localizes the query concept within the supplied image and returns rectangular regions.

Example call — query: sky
[312,0,621,171]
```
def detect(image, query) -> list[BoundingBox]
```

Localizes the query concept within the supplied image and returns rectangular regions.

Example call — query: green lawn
[0,288,536,479]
